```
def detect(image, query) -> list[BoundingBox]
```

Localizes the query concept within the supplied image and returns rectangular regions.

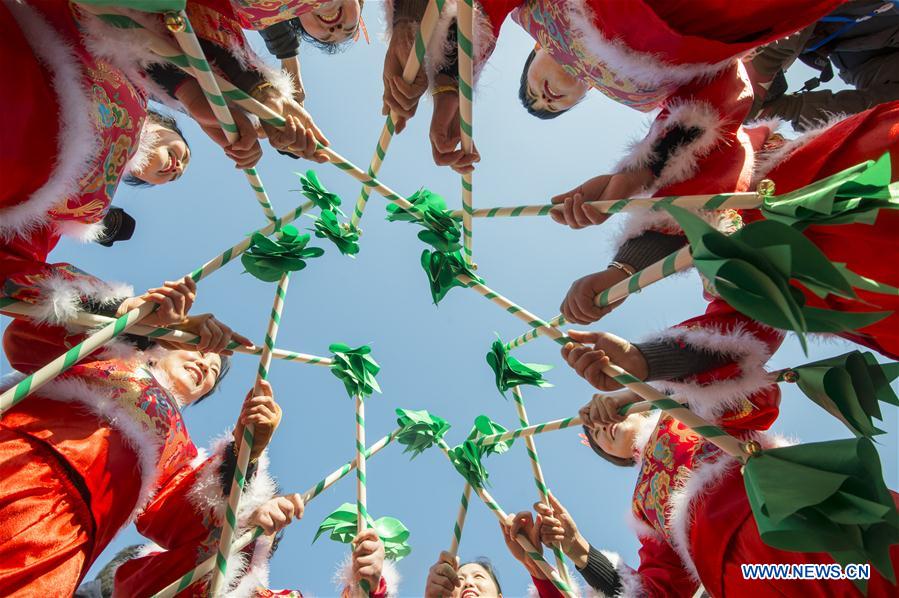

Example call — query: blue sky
[2,3,897,595]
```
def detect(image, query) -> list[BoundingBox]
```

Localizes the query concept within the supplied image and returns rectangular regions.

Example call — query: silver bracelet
[608,261,635,277]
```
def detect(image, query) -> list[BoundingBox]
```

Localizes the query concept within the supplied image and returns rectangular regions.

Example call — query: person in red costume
[0,276,281,596]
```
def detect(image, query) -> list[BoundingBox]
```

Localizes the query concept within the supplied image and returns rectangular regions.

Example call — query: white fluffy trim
[54,221,107,243]
[34,375,163,521]
[78,8,168,80]
[632,410,662,464]
[565,0,734,89]
[424,0,458,84]
[124,119,160,176]
[228,41,296,100]
[751,113,852,186]
[0,1,99,241]
[23,272,132,326]
[223,534,274,598]
[471,1,495,85]
[333,556,401,597]
[647,324,776,422]
[575,550,644,598]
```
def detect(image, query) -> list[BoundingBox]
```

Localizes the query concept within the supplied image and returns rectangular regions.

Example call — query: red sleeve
[630,534,701,597]
[532,576,564,598]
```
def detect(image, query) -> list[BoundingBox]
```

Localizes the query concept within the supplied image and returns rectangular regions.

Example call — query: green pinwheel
[395,408,451,458]
[329,343,381,398]
[312,210,360,256]
[420,249,483,305]
[448,439,490,489]
[241,225,325,282]
[300,170,344,216]
[485,337,553,396]
[314,503,411,561]
[781,351,899,438]
[743,437,899,590]
[762,153,899,229]
[387,188,462,252]
[466,415,514,456]
[666,206,888,352]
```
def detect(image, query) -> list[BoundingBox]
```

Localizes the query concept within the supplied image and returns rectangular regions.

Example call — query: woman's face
[525,48,588,113]
[131,124,190,185]
[154,349,221,406]
[299,0,360,43]
[455,563,501,598]
[589,414,641,460]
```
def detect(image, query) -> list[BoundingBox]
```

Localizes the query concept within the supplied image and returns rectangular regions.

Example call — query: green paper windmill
[314,503,412,561]
[329,343,381,398]
[387,188,462,252]
[780,351,899,438]
[395,408,452,458]
[762,153,899,229]
[485,337,553,396]
[743,437,899,591]
[666,206,888,352]
[241,225,325,282]
[420,249,483,305]
[466,415,514,456]
[448,439,491,489]
[300,170,344,216]
[312,210,360,256]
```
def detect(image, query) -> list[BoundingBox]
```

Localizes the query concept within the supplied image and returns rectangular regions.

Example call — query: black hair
[582,424,636,467]
[192,353,232,406]
[92,544,143,598]
[461,558,503,594]
[295,0,364,55]
[518,49,573,120]
[123,109,189,187]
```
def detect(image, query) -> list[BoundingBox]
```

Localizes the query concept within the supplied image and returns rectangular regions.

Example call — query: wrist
[568,533,590,569]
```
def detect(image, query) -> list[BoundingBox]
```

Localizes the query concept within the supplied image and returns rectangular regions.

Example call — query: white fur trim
[424,0,458,84]
[471,1,495,85]
[228,41,296,99]
[124,119,160,176]
[632,410,662,464]
[0,1,99,241]
[751,113,851,186]
[55,221,107,243]
[35,375,164,521]
[647,324,776,422]
[78,8,168,80]
[24,272,132,326]
[223,534,273,598]
[626,508,663,542]
[334,556,401,597]
[565,0,735,90]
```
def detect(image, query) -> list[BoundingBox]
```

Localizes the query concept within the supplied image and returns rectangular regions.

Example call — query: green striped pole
[448,483,472,557]
[0,301,156,415]
[0,299,331,366]
[504,246,693,351]
[455,274,571,344]
[458,0,475,265]
[354,393,370,597]
[152,428,399,598]
[449,191,760,219]
[210,274,290,596]
[511,386,572,586]
[351,0,445,226]
[319,145,417,211]
[475,416,583,448]
[435,440,574,597]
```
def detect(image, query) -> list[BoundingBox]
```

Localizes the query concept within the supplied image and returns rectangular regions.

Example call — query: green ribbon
[743,437,899,590]
[466,415,514,456]
[387,188,462,252]
[783,351,899,438]
[329,343,381,398]
[762,153,899,229]
[241,225,324,282]
[312,210,360,256]
[76,0,185,11]
[666,206,888,352]
[485,337,553,396]
[395,408,452,458]
[420,249,483,305]
[314,502,412,561]
[300,170,344,216]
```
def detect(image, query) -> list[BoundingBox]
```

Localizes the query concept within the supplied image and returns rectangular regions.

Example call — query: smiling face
[525,48,589,113]
[153,350,221,406]
[298,0,360,43]
[455,563,501,598]
[588,414,642,460]
[130,124,190,185]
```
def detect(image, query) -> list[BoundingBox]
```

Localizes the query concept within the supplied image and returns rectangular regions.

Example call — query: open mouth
[184,363,202,387]
[317,6,343,25]
[159,149,177,175]
[543,80,563,101]
[461,591,478,598]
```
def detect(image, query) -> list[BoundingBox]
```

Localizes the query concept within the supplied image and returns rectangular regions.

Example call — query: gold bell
[757,179,776,197]
[781,370,799,383]
[164,12,186,32]
[470,262,479,271]
[743,440,763,457]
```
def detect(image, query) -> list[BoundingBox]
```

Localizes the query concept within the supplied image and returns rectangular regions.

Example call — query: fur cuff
[597,551,644,598]
[26,273,132,326]
[54,221,107,243]
[645,325,775,422]
[333,556,401,597]
[424,0,458,83]
[0,1,99,241]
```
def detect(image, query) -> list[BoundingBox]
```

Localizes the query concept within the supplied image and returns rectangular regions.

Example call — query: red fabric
[0,428,93,596]
[631,533,701,597]
[747,101,899,359]
[0,2,57,212]
[531,575,564,597]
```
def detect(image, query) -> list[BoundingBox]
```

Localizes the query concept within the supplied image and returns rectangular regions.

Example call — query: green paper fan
[241,225,325,282]
[300,170,344,216]
[466,415,514,456]
[329,343,381,398]
[420,249,482,305]
[395,408,451,458]
[485,337,553,395]
[314,503,411,561]
[387,188,462,252]
[312,210,360,256]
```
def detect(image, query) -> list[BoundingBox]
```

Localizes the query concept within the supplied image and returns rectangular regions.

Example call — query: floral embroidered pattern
[231,0,326,30]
